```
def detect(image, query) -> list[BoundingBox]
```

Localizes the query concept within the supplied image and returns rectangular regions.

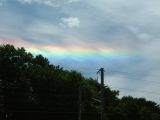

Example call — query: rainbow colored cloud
[0,37,141,61]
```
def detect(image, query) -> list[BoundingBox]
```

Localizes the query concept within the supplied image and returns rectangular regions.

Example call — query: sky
[0,0,160,103]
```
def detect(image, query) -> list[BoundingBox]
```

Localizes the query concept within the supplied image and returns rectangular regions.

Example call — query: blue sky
[0,0,160,103]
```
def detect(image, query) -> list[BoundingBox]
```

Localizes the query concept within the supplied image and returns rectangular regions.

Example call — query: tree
[0,44,160,120]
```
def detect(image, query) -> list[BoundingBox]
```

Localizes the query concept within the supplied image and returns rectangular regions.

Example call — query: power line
[7,110,99,114]
[8,111,78,114]
[3,85,160,97]
[106,75,160,84]
[2,91,78,96]
[107,69,145,76]
[107,68,160,77]
[111,86,160,96]
[106,69,160,84]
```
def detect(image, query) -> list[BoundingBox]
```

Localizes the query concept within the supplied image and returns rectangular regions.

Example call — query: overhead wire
[104,68,160,84]
[111,86,160,96]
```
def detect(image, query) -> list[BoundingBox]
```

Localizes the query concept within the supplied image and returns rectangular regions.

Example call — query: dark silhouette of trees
[0,44,160,120]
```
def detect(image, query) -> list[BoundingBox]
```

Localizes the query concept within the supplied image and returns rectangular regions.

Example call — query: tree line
[0,44,160,120]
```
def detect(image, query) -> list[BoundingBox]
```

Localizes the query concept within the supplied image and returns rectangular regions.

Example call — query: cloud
[67,0,80,3]
[15,0,80,7]
[0,0,5,6]
[15,0,59,7]
[60,17,80,28]
[16,0,33,4]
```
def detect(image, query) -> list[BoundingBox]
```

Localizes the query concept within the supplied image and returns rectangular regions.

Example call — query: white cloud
[17,0,33,4]
[137,33,152,41]
[67,0,80,3]
[60,17,80,28]
[0,0,6,6]
[16,0,59,7]
[15,0,79,7]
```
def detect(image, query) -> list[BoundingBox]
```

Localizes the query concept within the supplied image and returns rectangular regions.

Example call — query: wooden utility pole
[78,85,82,120]
[98,68,105,120]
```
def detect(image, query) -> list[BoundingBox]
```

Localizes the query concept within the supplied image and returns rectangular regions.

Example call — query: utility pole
[97,68,105,120]
[78,85,82,120]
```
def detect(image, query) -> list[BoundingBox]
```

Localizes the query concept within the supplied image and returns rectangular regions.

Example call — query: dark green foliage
[0,44,160,120]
